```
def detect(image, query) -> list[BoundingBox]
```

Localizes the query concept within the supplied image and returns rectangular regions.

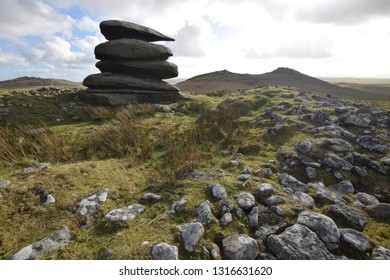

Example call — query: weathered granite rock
[329,138,354,152]
[234,192,256,211]
[196,200,212,225]
[315,189,346,206]
[253,183,275,203]
[0,180,10,189]
[292,191,314,208]
[265,195,286,206]
[339,228,373,258]
[100,20,175,41]
[220,212,233,226]
[105,203,145,222]
[141,193,161,202]
[328,204,367,231]
[220,200,234,216]
[34,186,55,205]
[267,224,335,260]
[278,173,308,193]
[357,135,387,153]
[222,234,259,260]
[366,203,390,221]
[305,166,317,180]
[294,140,312,154]
[248,206,259,228]
[178,222,204,252]
[96,60,178,79]
[340,112,371,127]
[237,174,251,181]
[23,162,50,174]
[151,243,178,260]
[356,192,379,205]
[78,189,109,226]
[255,223,287,243]
[11,226,71,260]
[311,110,329,124]
[381,156,390,166]
[208,183,227,200]
[372,246,390,260]
[171,198,186,211]
[297,210,340,251]
[323,152,353,171]
[329,180,354,195]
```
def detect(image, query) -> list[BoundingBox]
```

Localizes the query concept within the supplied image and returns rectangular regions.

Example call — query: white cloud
[0,48,28,66]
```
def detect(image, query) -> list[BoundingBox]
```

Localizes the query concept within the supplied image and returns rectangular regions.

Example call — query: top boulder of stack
[100,20,175,42]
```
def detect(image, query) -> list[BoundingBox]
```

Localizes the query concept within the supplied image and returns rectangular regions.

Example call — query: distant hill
[176,68,390,100]
[0,76,84,90]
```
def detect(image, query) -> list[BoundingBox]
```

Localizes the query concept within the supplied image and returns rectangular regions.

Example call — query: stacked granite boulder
[82,20,181,105]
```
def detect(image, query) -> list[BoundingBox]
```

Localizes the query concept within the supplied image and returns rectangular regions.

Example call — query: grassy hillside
[0,76,84,90]
[0,86,389,260]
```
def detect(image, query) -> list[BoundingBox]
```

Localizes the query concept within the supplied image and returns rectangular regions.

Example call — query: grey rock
[100,20,175,41]
[353,200,365,209]
[178,222,204,252]
[171,198,186,211]
[95,38,172,60]
[210,243,222,260]
[329,138,354,152]
[380,156,390,166]
[154,104,171,112]
[253,183,275,203]
[230,160,240,166]
[323,152,353,171]
[221,200,234,215]
[339,228,373,257]
[329,180,354,195]
[283,188,294,195]
[222,234,259,260]
[368,160,387,174]
[0,180,10,189]
[105,203,145,222]
[305,167,316,180]
[302,160,321,168]
[11,226,71,260]
[297,211,340,251]
[294,140,312,154]
[162,210,175,219]
[357,136,387,153]
[44,194,56,205]
[265,195,286,206]
[278,173,308,193]
[267,224,335,260]
[196,200,212,225]
[372,246,390,260]
[83,72,179,92]
[264,168,273,177]
[292,191,314,208]
[220,212,233,226]
[333,171,343,181]
[267,205,285,216]
[329,204,367,231]
[236,208,245,218]
[366,203,390,221]
[23,162,50,174]
[242,166,251,174]
[151,243,178,260]
[248,207,259,228]
[353,166,368,177]
[237,174,251,181]
[208,183,227,200]
[141,193,161,201]
[315,189,346,206]
[356,192,379,205]
[255,223,287,243]
[234,192,256,211]
[34,186,55,206]
[0,193,3,201]
[311,110,329,124]
[96,59,178,79]
[78,189,109,226]
[341,113,371,127]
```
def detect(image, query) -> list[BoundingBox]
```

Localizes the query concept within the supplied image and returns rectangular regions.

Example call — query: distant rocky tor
[81,20,182,106]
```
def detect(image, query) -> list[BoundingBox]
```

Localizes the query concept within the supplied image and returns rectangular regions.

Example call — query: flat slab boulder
[105,203,145,222]
[278,173,308,193]
[100,20,175,41]
[96,60,178,79]
[328,204,367,231]
[83,72,179,92]
[11,226,71,260]
[178,222,204,252]
[222,234,259,260]
[267,224,335,260]
[77,189,109,226]
[95,39,172,60]
[297,210,340,251]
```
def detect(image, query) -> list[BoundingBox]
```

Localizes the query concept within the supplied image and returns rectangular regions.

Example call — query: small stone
[208,183,227,200]
[44,194,55,205]
[220,212,233,226]
[306,167,316,180]
[236,208,245,218]
[171,198,186,211]
[253,183,275,203]
[151,243,178,260]
[372,246,390,260]
[311,110,329,124]
[267,206,285,216]
[278,173,308,193]
[78,189,109,226]
[141,193,161,201]
[234,192,256,210]
[315,188,347,206]
[210,243,222,260]
[357,135,387,153]
[265,195,286,206]
[222,234,259,260]
[237,174,251,181]
[0,180,11,189]
[178,222,204,252]
[255,223,287,243]
[366,203,390,222]
[105,204,145,222]
[249,207,259,228]
[242,166,251,174]
[264,168,273,177]
[292,192,314,208]
[230,160,239,166]
[99,250,114,260]
[196,200,212,225]
[221,200,234,215]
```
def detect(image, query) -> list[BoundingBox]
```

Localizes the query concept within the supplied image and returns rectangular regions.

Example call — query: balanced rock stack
[82,20,181,105]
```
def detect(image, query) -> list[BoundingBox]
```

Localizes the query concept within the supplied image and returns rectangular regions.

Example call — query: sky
[0,0,390,82]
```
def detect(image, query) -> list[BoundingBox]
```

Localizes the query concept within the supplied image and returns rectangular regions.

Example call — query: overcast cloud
[0,0,389,81]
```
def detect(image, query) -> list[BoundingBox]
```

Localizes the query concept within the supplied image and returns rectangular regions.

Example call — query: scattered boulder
[209,243,222,260]
[23,162,50,174]
[329,180,354,196]
[380,156,390,166]
[278,173,308,193]
[297,210,340,251]
[34,186,55,205]
[234,192,256,211]
[323,152,353,171]
[253,183,275,203]
[329,138,354,152]
[196,200,212,225]
[222,234,259,260]
[372,246,390,260]
[11,226,71,260]
[340,112,371,127]
[294,140,312,154]
[339,228,373,258]
[208,183,227,200]
[0,180,10,189]
[237,174,251,181]
[171,198,187,211]
[77,189,109,226]
[315,189,347,206]
[305,167,317,180]
[311,110,329,124]
[178,222,204,252]
[265,195,286,206]
[328,204,367,231]
[292,191,314,208]
[267,224,335,260]
[151,243,178,260]
[356,192,379,206]
[220,212,233,226]
[104,203,145,222]
[255,223,288,243]
[141,193,162,202]
[248,207,259,228]
[357,136,387,153]
[366,203,390,222]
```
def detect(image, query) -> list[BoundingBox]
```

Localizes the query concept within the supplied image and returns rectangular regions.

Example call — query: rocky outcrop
[82,20,181,105]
